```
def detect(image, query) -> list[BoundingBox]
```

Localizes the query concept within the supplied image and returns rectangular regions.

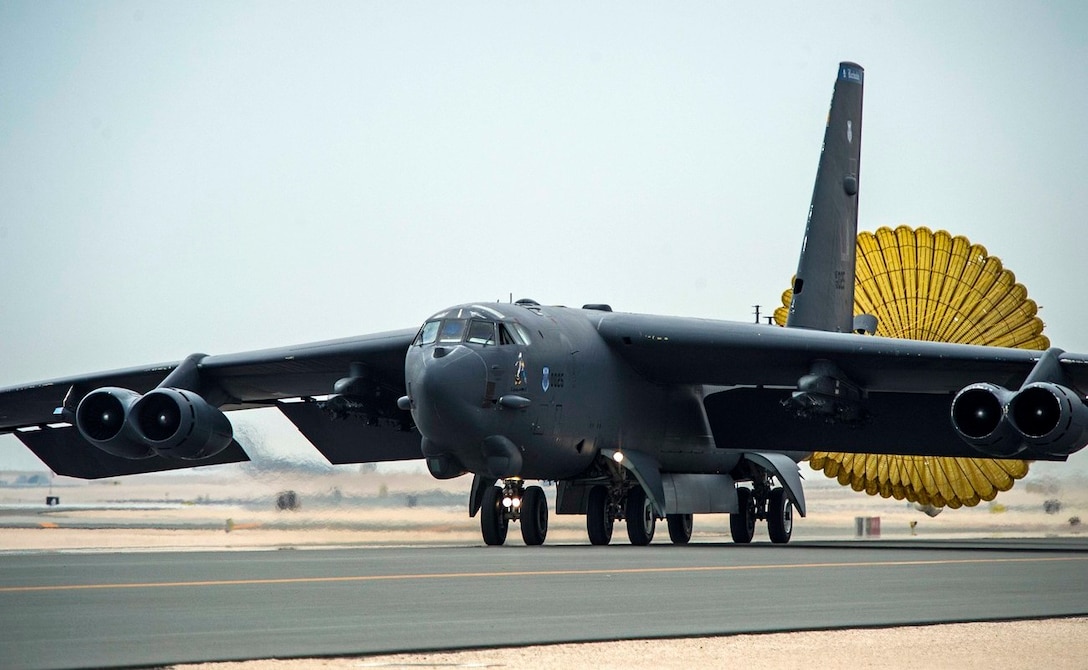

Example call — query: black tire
[625,486,656,546]
[730,486,756,544]
[480,485,508,546]
[667,513,693,544]
[767,488,793,544]
[520,485,548,546]
[586,485,613,546]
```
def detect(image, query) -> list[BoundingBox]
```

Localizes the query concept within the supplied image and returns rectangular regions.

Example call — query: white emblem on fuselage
[847,120,853,144]
[514,352,526,388]
[542,366,550,393]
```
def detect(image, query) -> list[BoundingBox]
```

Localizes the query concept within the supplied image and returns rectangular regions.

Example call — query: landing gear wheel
[667,513,693,544]
[625,487,656,546]
[586,485,613,546]
[730,486,756,544]
[480,485,508,546]
[767,487,793,544]
[520,485,548,546]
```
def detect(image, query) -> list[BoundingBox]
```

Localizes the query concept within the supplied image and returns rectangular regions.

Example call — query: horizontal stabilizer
[277,401,422,464]
[15,426,249,479]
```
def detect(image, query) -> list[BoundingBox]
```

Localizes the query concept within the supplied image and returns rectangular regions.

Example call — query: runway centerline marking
[2,555,1085,594]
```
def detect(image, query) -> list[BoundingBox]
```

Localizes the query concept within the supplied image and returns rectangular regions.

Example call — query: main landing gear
[475,475,793,546]
[584,484,667,546]
[730,478,793,544]
[480,479,549,546]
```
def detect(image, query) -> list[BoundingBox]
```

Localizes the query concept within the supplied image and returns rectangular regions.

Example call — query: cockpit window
[466,320,496,345]
[414,320,440,346]
[512,323,532,344]
[500,323,527,345]
[414,317,529,347]
[437,319,468,343]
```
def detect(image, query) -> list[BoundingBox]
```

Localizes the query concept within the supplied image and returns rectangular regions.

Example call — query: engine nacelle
[950,383,1023,456]
[75,387,155,459]
[1007,382,1088,456]
[131,388,234,460]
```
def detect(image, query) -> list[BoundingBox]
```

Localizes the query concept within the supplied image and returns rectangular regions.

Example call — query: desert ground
[1,463,1084,551]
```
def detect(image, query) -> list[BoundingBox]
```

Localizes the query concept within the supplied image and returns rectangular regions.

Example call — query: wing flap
[705,387,980,458]
[277,401,422,465]
[15,426,249,479]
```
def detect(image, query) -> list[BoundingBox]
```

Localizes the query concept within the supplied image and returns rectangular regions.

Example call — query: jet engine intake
[75,386,233,461]
[951,382,1088,457]
[950,383,1022,456]
[1008,382,1088,456]
[74,387,153,459]
[131,388,234,460]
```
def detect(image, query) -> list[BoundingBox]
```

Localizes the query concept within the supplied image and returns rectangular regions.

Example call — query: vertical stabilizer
[786,62,864,332]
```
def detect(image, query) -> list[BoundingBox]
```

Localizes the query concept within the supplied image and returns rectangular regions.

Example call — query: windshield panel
[415,317,528,347]
[415,320,440,346]
[466,320,496,345]
[437,319,468,343]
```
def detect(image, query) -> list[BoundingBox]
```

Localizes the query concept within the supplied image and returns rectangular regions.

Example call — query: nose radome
[409,345,488,448]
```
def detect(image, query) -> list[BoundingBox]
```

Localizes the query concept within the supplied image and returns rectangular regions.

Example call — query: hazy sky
[2,1,1087,472]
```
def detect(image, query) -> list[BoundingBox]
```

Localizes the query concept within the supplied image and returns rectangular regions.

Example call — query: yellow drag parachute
[773,226,1042,508]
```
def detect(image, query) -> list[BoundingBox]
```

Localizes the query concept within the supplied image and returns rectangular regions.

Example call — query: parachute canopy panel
[774,225,1043,508]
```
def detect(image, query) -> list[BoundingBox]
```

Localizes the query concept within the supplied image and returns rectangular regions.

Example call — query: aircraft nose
[408,345,488,448]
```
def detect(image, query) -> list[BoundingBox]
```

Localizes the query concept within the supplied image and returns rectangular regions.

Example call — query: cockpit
[412,308,531,347]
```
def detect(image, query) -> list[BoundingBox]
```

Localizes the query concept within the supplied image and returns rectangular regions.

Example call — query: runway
[2,539,1087,670]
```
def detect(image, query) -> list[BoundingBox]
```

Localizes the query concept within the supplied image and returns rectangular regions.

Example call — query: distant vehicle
[3,63,1086,547]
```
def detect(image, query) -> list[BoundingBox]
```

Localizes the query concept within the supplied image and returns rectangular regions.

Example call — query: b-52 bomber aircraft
[3,62,1088,547]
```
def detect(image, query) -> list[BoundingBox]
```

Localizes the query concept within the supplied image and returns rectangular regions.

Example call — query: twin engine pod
[950,381,1088,457]
[74,387,233,460]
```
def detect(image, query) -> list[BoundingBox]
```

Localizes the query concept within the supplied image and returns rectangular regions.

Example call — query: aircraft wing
[0,328,421,477]
[594,312,1088,392]
[594,312,1088,461]
[200,328,416,406]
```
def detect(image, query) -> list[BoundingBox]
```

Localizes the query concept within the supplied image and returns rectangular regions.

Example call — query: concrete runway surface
[1,539,1086,670]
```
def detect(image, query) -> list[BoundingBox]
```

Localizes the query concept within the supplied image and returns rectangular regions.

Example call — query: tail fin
[785,62,864,332]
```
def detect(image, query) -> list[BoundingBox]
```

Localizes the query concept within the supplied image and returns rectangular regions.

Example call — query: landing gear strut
[479,479,549,546]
